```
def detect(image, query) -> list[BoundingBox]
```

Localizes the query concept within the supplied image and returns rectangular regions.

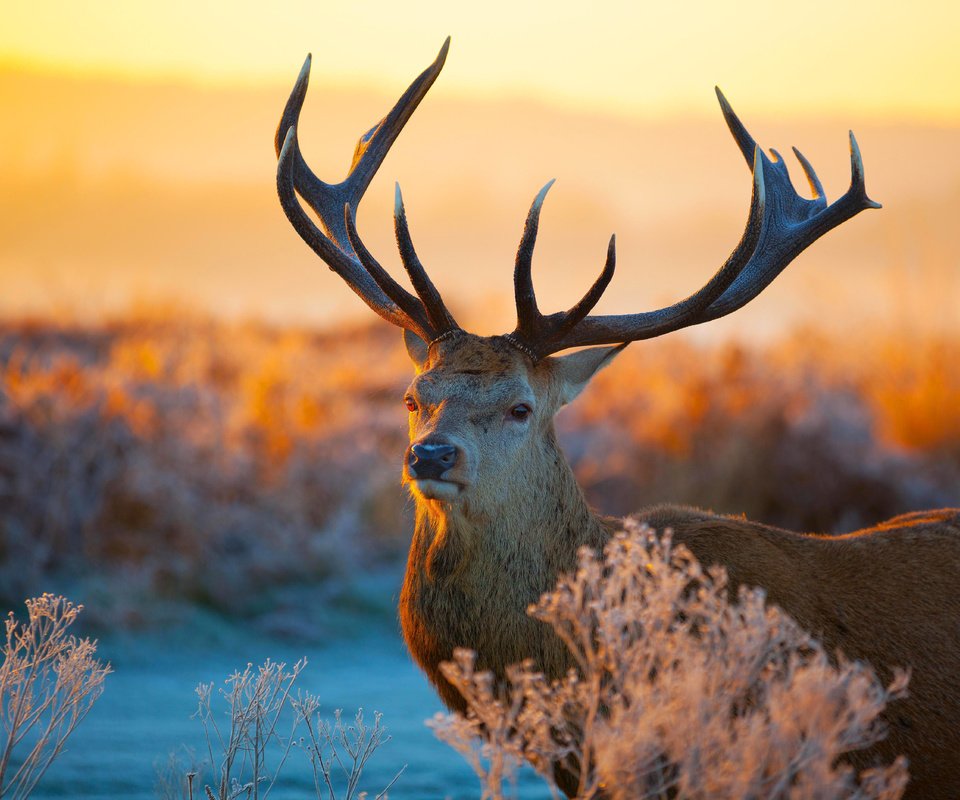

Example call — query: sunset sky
[3,0,958,120]
[1,1,957,332]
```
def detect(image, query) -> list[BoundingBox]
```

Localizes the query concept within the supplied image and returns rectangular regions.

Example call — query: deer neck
[416,424,603,579]
[400,423,608,705]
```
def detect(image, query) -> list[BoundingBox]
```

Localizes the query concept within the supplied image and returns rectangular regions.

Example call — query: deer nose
[408,442,458,480]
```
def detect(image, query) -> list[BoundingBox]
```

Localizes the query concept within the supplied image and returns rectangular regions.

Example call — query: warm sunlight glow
[1,1,958,328]
[2,0,959,120]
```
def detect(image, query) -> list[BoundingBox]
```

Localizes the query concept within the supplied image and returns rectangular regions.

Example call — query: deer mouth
[410,477,464,502]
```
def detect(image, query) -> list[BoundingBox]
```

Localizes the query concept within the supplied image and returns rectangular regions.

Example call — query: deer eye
[404,396,418,412]
[510,403,532,421]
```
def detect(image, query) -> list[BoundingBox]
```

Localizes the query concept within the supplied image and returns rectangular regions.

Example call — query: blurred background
[1,2,958,797]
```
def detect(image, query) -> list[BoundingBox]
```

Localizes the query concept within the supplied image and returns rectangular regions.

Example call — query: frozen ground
[31,595,552,799]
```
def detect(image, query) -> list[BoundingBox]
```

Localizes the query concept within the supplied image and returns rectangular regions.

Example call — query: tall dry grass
[0,313,413,624]
[568,332,959,531]
[159,657,400,800]
[0,595,109,799]
[0,312,957,625]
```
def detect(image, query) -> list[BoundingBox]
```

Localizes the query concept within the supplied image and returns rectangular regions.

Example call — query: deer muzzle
[407,441,458,481]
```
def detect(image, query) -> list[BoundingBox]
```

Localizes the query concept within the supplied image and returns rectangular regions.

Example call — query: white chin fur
[411,478,463,502]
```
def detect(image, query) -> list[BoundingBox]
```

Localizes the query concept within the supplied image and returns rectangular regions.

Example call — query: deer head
[398,328,623,516]
[275,37,879,519]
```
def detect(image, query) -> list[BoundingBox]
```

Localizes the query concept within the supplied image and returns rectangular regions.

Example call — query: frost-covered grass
[1,312,957,625]
[0,595,110,799]
[23,602,525,800]
[178,658,401,800]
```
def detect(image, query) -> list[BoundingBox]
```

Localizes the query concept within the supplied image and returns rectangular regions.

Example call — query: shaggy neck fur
[399,423,609,712]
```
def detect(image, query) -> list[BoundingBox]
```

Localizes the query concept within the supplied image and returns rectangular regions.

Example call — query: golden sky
[1,1,958,332]
[2,0,959,121]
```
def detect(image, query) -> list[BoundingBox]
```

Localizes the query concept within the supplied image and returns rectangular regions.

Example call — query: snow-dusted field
[33,613,549,799]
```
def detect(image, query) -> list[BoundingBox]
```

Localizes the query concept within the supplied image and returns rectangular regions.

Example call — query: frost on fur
[431,522,909,800]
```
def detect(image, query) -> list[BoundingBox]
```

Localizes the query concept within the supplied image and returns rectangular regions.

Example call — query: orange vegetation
[0,312,956,624]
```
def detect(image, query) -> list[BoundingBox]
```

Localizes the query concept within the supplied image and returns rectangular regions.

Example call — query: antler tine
[698,104,881,320]
[512,179,555,341]
[274,54,314,176]
[342,203,435,342]
[554,234,617,337]
[276,38,450,254]
[507,152,765,357]
[505,90,880,358]
[278,127,410,328]
[276,38,456,342]
[394,184,459,332]
[848,131,882,210]
[348,39,450,203]
[791,145,825,200]
[715,86,759,169]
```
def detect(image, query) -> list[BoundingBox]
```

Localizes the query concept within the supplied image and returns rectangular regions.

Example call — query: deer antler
[507,89,881,360]
[275,38,458,344]
[278,41,880,361]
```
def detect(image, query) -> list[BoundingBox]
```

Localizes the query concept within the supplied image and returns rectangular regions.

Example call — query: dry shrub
[566,337,958,531]
[0,315,412,619]
[194,659,305,800]
[1,314,957,623]
[292,703,401,800]
[835,336,960,458]
[185,658,399,800]
[431,522,909,800]
[0,594,110,799]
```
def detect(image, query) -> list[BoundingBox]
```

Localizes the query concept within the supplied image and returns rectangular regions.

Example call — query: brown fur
[397,332,960,798]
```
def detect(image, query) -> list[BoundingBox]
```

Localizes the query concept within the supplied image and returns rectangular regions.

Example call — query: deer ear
[553,343,628,405]
[404,329,430,369]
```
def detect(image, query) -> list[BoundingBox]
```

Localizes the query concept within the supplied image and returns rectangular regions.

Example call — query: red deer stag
[275,39,960,798]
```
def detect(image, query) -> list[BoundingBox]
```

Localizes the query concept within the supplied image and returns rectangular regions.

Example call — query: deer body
[395,333,960,799]
[406,508,960,796]
[274,40,960,797]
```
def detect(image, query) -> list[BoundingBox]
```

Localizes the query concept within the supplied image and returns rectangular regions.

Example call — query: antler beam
[275,37,458,344]
[507,89,881,360]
